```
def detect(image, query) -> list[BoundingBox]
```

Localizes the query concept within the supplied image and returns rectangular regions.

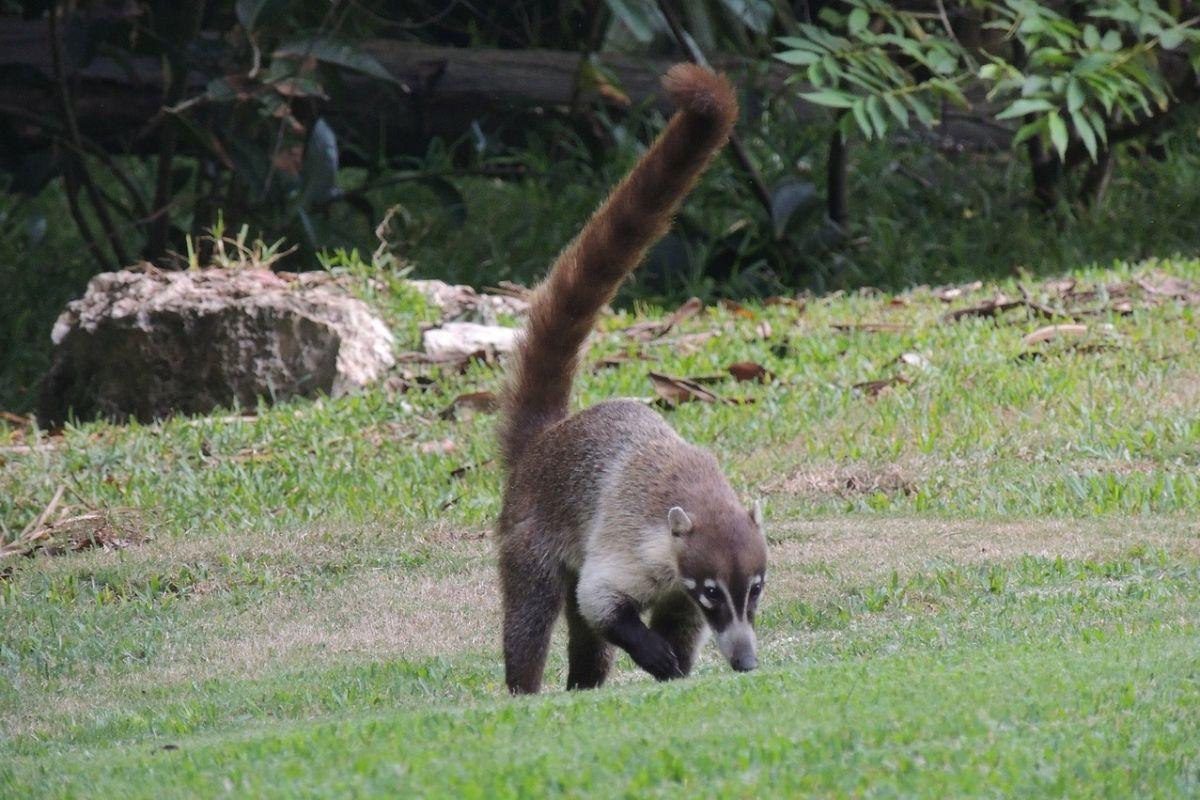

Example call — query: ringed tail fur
[498,64,738,468]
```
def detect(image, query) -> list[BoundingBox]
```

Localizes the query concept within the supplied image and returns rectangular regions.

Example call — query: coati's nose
[731,651,758,672]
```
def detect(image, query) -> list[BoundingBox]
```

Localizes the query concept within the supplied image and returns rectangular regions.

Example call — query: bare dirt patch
[766,516,1200,598]
[6,516,1198,740]
[205,565,500,673]
[771,463,918,499]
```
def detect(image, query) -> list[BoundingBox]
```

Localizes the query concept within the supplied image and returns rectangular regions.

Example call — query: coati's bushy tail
[499,64,738,468]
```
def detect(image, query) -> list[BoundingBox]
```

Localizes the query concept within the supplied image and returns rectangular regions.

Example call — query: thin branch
[0,103,151,219]
[1079,147,1114,208]
[654,0,774,218]
[49,6,130,267]
[62,165,118,271]
[147,0,208,260]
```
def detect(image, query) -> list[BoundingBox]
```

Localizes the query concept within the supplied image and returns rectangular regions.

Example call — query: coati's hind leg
[650,592,708,676]
[499,522,564,695]
[564,574,614,690]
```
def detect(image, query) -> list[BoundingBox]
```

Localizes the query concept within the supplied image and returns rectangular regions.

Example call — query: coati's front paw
[635,634,684,681]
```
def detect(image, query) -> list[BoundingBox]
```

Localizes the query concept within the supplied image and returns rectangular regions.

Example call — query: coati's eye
[703,585,722,601]
[749,583,762,600]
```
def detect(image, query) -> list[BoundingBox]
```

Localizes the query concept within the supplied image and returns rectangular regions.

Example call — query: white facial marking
[716,620,756,657]
[698,594,714,609]
[682,578,696,590]
[703,578,717,589]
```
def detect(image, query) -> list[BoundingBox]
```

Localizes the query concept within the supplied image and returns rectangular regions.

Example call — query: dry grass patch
[5,515,1198,742]
[766,516,1200,597]
[771,463,919,500]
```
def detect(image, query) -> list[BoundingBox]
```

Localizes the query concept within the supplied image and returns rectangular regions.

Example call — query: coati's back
[500,399,682,563]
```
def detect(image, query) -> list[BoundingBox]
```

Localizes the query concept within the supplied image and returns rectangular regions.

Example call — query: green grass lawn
[2,258,1199,796]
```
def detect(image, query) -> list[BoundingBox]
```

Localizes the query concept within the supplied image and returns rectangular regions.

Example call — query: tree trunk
[827,124,849,229]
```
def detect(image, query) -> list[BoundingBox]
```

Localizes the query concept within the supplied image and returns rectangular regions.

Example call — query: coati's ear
[750,498,765,528]
[667,506,693,537]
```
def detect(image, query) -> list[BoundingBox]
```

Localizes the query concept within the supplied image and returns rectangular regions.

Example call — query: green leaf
[1085,108,1108,144]
[275,37,400,85]
[979,63,1000,81]
[237,0,293,33]
[848,8,869,35]
[1012,118,1046,147]
[770,180,821,238]
[851,99,873,138]
[603,0,662,43]
[418,176,467,228]
[1067,78,1085,113]
[776,36,826,53]
[717,0,774,34]
[883,93,909,129]
[1071,110,1098,161]
[1160,27,1184,50]
[1022,75,1048,97]
[204,77,240,103]
[801,89,856,109]
[776,50,821,66]
[300,118,338,208]
[1047,111,1068,160]
[907,94,936,128]
[1083,24,1101,49]
[995,98,1056,120]
[866,95,888,139]
[1101,29,1122,52]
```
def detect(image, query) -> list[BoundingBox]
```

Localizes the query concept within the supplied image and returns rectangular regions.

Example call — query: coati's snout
[717,623,758,672]
[670,503,767,673]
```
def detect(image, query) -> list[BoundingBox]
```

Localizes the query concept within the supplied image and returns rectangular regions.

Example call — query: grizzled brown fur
[495,65,766,695]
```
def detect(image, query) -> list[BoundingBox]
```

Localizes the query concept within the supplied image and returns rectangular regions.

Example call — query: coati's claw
[638,636,683,682]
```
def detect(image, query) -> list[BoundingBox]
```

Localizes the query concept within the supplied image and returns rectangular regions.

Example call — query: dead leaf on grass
[651,330,719,353]
[622,297,703,340]
[718,299,756,319]
[728,362,772,383]
[439,391,499,420]
[940,294,1022,322]
[933,280,983,302]
[852,375,910,398]
[765,296,806,311]
[419,438,457,455]
[1,486,149,560]
[592,351,655,371]
[891,352,930,369]
[1022,323,1091,346]
[648,372,721,406]
[1136,273,1200,301]
[832,322,910,333]
[1042,278,1077,295]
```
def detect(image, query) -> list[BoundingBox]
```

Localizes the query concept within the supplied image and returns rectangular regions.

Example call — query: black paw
[635,634,683,681]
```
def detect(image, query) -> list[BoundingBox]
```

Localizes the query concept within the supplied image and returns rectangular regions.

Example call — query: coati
[496,64,768,695]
